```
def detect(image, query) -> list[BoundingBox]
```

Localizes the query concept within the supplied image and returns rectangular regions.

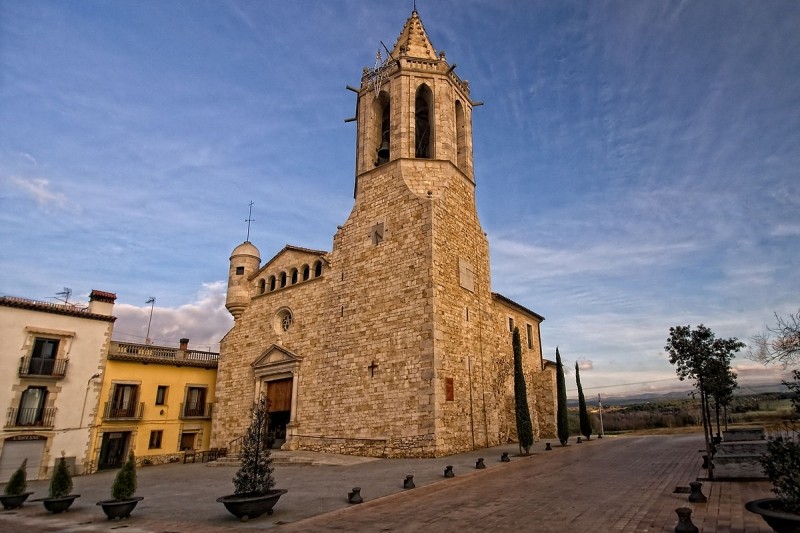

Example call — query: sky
[1,0,798,397]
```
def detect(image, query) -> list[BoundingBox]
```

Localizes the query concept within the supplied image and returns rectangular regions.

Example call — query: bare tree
[749,309,800,367]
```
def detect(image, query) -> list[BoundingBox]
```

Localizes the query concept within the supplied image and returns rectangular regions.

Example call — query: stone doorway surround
[251,344,302,450]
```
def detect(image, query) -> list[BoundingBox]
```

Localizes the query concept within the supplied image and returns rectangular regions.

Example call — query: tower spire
[390,8,437,60]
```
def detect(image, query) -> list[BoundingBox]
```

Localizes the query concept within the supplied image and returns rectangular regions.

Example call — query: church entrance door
[266,378,292,449]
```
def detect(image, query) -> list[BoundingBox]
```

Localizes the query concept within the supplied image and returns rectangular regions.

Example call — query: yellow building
[89,338,218,470]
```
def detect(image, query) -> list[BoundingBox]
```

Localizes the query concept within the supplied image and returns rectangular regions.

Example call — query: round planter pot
[217,489,288,522]
[41,494,80,513]
[0,491,33,510]
[746,498,800,533]
[96,496,144,520]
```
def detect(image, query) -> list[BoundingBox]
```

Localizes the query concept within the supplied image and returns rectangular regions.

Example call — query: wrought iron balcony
[5,406,56,428]
[102,402,144,420]
[180,402,213,419]
[18,356,69,378]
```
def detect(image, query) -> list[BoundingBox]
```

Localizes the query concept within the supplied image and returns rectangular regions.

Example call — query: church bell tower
[327,9,494,456]
[353,9,476,194]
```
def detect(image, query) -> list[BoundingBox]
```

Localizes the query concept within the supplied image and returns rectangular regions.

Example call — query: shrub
[760,428,800,513]
[112,451,137,500]
[49,456,72,499]
[4,459,27,496]
[233,393,275,495]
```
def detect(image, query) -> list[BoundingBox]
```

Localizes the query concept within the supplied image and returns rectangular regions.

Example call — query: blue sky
[2,0,798,396]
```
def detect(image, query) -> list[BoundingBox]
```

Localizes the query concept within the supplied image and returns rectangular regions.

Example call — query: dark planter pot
[217,489,287,522]
[746,498,800,533]
[0,491,33,510]
[41,494,80,513]
[96,496,144,520]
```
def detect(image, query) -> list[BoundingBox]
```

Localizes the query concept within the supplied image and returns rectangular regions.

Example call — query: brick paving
[0,434,774,532]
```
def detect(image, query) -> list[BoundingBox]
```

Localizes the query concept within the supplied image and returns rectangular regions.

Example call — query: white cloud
[7,176,68,209]
[112,281,233,351]
[577,358,594,371]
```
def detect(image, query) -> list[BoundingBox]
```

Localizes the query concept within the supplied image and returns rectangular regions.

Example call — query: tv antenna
[55,287,72,305]
[145,297,156,345]
[245,201,255,242]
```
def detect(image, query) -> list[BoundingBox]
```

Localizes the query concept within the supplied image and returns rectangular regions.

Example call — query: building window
[183,386,208,417]
[109,384,139,418]
[281,313,293,331]
[280,272,287,288]
[290,268,298,285]
[526,324,533,349]
[28,337,59,375]
[16,386,48,426]
[302,265,310,281]
[313,260,323,278]
[445,378,454,401]
[269,275,276,291]
[508,317,515,332]
[374,92,391,166]
[258,279,266,294]
[455,99,467,171]
[155,385,168,406]
[235,266,245,275]
[180,432,197,451]
[415,84,433,158]
[149,430,163,449]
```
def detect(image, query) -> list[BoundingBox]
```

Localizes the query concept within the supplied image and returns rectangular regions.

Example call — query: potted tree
[96,451,144,519]
[217,393,287,521]
[0,459,33,509]
[39,455,80,513]
[746,371,800,532]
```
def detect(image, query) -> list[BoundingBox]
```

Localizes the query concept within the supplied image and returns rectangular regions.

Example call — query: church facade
[211,10,556,458]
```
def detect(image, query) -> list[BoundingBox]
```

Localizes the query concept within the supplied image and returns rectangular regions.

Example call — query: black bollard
[348,487,363,504]
[403,475,415,489]
[545,442,552,451]
[500,452,510,462]
[688,481,707,503]
[475,457,486,469]
[674,507,699,533]
[444,465,455,478]
[577,437,582,444]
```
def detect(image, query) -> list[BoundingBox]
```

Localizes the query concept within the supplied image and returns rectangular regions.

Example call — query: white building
[0,290,116,480]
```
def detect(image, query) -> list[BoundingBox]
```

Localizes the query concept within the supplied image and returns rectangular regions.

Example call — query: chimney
[88,290,116,316]
[179,338,190,350]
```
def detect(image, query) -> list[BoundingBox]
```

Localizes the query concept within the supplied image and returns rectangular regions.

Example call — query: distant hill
[568,381,788,408]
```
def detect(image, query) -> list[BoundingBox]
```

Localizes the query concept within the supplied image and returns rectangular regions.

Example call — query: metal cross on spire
[245,201,255,242]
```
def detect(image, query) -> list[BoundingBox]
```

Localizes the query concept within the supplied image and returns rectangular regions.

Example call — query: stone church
[212,10,556,458]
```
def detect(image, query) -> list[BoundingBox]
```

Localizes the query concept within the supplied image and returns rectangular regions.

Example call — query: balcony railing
[5,407,56,428]
[180,402,213,419]
[102,402,144,420]
[18,356,69,378]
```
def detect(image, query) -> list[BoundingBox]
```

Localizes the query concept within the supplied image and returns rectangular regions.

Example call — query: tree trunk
[699,382,714,480]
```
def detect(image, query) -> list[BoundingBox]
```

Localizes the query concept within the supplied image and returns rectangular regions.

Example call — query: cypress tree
[112,451,137,501]
[234,393,275,495]
[575,362,591,440]
[556,348,569,445]
[49,456,73,499]
[512,327,534,454]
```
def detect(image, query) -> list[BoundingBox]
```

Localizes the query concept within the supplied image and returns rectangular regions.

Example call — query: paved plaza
[0,434,774,532]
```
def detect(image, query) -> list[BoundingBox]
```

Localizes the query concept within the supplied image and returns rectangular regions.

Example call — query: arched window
[258,279,266,294]
[455,99,467,171]
[415,84,433,158]
[302,265,310,281]
[313,260,323,278]
[280,272,287,288]
[374,91,391,166]
[290,268,298,285]
[269,275,276,292]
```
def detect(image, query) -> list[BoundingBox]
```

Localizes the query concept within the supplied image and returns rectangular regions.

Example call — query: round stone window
[273,308,293,334]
